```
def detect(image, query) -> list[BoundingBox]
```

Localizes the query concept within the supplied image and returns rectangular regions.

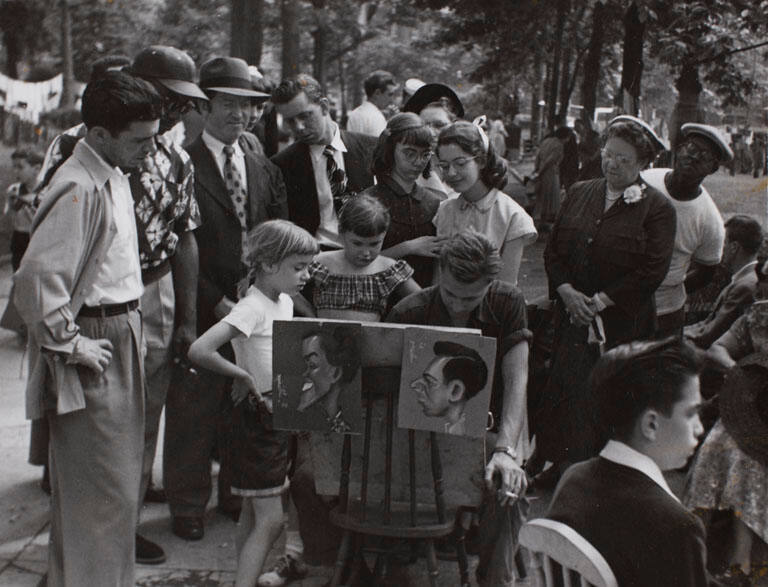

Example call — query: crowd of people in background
[2,44,768,587]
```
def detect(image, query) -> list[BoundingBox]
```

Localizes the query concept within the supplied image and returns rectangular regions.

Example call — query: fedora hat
[199,57,269,98]
[403,83,465,119]
[720,352,768,467]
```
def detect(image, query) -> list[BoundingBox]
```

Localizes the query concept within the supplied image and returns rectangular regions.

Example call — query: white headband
[472,115,491,154]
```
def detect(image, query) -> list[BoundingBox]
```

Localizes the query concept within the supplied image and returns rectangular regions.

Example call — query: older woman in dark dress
[359,112,446,286]
[535,116,677,479]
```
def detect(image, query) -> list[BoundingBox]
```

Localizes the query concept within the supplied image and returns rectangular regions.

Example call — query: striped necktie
[323,145,348,213]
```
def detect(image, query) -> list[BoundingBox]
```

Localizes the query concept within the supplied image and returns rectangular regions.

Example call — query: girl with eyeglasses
[532,116,677,486]
[434,121,537,286]
[358,112,448,286]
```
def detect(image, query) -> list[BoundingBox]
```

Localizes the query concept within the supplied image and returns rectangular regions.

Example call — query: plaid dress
[307,259,414,320]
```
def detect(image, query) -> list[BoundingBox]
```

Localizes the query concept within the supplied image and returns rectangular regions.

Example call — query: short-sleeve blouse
[307,259,415,318]
[434,187,537,252]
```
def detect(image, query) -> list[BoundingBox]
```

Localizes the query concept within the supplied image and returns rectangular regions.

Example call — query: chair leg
[424,539,440,587]
[455,531,471,587]
[329,530,353,587]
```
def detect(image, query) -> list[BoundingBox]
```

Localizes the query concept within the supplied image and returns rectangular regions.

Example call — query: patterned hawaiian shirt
[38,124,200,271]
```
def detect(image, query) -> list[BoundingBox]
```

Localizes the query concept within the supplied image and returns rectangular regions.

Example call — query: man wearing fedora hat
[270,73,376,250]
[31,45,210,565]
[642,123,732,337]
[166,56,287,541]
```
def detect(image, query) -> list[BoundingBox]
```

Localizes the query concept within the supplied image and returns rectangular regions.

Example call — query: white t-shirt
[222,285,293,392]
[346,100,386,137]
[641,168,724,316]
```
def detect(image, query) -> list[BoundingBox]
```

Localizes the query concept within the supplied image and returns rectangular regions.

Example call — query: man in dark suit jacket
[271,73,376,248]
[164,56,287,541]
[546,338,711,587]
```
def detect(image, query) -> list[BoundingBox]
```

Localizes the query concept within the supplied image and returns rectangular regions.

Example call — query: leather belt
[79,299,139,318]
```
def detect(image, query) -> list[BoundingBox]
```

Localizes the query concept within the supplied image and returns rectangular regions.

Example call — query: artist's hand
[485,452,527,506]
[68,336,114,373]
[558,284,596,327]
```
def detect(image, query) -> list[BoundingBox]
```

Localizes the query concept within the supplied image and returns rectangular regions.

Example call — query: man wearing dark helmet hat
[34,45,208,565]
[641,123,732,337]
[167,56,288,541]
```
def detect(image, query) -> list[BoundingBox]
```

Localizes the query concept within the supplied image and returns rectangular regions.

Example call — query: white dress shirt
[309,122,347,247]
[81,140,143,305]
[202,130,248,192]
[600,440,679,502]
[346,100,387,137]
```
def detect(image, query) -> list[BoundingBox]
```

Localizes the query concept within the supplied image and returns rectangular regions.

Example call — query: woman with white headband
[434,120,537,286]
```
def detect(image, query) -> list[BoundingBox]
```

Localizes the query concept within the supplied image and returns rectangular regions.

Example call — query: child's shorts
[231,397,291,497]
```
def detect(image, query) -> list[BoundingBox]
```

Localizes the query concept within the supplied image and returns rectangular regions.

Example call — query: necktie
[223,145,249,261]
[323,146,348,213]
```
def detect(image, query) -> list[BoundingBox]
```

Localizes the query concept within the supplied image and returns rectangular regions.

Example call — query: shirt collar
[202,130,242,157]
[426,282,499,328]
[380,175,420,199]
[459,188,497,212]
[731,260,758,285]
[328,121,347,152]
[76,139,124,190]
[600,440,678,501]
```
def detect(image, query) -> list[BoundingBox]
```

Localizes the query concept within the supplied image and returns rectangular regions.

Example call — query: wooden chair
[519,518,618,587]
[327,369,470,587]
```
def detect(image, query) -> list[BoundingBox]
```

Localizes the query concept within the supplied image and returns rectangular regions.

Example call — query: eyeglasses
[600,149,634,166]
[677,140,716,163]
[437,156,477,173]
[401,147,433,165]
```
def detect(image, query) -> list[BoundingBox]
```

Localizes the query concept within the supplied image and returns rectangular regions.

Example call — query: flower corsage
[623,183,647,204]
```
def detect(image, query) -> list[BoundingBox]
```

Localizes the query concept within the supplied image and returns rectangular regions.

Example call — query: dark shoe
[172,516,204,541]
[144,485,167,503]
[136,533,166,565]
[216,503,242,522]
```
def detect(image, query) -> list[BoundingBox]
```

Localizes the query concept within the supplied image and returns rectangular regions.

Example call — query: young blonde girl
[188,219,318,587]
[298,193,420,322]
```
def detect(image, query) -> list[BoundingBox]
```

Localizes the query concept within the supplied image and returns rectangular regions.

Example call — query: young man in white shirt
[547,338,710,587]
[14,71,162,587]
[641,123,733,336]
[346,69,397,137]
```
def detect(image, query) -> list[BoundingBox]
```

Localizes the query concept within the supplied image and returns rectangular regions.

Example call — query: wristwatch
[492,445,518,460]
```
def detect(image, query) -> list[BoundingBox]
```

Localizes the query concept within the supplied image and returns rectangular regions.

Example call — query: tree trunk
[530,50,543,143]
[670,62,704,149]
[281,0,300,79]
[557,45,572,120]
[619,2,644,116]
[231,0,264,65]
[547,0,569,129]
[580,1,606,125]
[60,0,75,109]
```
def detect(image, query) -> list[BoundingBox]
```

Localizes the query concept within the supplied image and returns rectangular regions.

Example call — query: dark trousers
[163,363,238,518]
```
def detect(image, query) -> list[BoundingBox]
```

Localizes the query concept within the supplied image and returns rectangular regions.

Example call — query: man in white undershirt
[346,69,397,137]
[14,71,161,587]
